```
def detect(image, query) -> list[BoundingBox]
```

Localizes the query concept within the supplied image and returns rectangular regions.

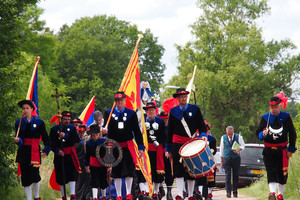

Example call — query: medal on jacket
[118,122,124,129]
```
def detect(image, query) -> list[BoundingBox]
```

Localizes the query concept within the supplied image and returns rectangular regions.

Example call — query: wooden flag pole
[104,34,143,129]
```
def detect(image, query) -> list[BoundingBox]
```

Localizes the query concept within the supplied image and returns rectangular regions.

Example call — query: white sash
[181,117,196,138]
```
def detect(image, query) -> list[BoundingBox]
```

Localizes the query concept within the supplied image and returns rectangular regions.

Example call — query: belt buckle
[271,147,277,150]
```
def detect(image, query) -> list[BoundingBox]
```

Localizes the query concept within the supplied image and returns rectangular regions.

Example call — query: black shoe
[226,193,231,198]
[194,191,203,200]
[159,186,165,198]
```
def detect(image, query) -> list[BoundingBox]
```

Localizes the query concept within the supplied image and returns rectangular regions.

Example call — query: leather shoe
[226,193,231,198]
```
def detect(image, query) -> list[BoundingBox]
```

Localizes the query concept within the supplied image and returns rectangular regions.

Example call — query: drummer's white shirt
[220,133,245,158]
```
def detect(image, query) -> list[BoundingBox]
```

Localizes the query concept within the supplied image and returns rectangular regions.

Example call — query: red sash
[148,143,165,174]
[264,142,289,176]
[24,138,40,167]
[119,140,140,169]
[63,146,82,173]
[90,156,102,167]
[172,134,191,144]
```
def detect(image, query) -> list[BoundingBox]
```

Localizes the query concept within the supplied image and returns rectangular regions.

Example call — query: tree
[54,15,165,116]
[171,0,300,142]
[0,0,40,194]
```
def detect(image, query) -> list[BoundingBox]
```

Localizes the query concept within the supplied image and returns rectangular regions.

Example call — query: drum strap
[181,117,195,138]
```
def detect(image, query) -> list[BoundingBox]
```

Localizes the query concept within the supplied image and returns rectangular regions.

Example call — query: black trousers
[20,163,41,187]
[263,148,288,184]
[223,157,240,196]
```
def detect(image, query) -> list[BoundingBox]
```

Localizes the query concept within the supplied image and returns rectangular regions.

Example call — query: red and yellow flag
[119,34,153,195]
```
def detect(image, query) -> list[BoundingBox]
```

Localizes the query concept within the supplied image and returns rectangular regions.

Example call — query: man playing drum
[166,88,207,200]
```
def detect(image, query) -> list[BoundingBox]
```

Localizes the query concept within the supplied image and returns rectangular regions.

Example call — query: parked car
[215,143,265,187]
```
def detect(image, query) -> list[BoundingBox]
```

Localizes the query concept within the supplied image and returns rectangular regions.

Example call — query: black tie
[229,137,233,145]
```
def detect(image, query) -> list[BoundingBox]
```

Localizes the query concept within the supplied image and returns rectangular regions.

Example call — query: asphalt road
[161,185,257,200]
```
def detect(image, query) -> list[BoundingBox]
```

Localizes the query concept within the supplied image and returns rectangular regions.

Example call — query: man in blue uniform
[103,91,145,200]
[256,96,297,200]
[166,88,207,200]
[14,100,51,200]
[50,111,81,200]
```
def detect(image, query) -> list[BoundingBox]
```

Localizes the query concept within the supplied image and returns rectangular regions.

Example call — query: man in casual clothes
[14,100,51,200]
[220,126,245,198]
[256,96,297,200]
[166,87,207,200]
[50,111,81,200]
[103,91,145,200]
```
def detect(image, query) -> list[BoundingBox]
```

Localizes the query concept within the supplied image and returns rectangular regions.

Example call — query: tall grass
[4,153,62,199]
[241,146,300,200]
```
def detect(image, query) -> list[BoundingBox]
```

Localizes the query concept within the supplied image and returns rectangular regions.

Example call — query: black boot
[159,185,165,198]
[166,186,173,200]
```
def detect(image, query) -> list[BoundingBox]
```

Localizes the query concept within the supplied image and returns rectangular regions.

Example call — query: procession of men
[13,72,297,200]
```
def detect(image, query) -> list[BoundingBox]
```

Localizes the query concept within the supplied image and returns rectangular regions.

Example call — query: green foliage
[172,0,300,142]
[54,15,165,116]
[0,0,40,195]
[241,148,300,199]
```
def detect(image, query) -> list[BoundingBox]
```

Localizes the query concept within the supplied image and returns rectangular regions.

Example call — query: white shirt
[220,133,245,158]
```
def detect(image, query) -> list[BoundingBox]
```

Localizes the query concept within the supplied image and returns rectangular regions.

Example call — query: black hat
[114,91,126,99]
[72,118,82,124]
[143,102,156,110]
[159,111,169,119]
[173,87,190,98]
[87,124,100,135]
[78,124,87,131]
[18,100,35,110]
[61,111,72,117]
[205,124,211,130]
[269,96,282,106]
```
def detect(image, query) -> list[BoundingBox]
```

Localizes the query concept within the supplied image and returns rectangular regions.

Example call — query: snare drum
[179,138,216,178]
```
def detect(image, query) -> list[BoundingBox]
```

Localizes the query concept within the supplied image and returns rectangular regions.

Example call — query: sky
[37,0,300,99]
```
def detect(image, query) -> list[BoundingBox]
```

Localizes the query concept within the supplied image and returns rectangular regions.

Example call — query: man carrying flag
[103,91,145,200]
[14,100,51,200]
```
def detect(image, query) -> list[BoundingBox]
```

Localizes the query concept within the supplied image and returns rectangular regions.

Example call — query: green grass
[4,153,62,200]
[240,146,300,200]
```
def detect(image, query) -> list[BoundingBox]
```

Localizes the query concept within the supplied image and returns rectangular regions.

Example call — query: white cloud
[37,0,299,96]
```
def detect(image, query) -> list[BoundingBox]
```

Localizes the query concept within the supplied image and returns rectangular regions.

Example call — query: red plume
[275,92,288,109]
[162,97,179,114]
[50,114,60,125]
[31,102,38,118]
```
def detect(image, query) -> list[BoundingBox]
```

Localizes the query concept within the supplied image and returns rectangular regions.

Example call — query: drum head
[180,139,206,157]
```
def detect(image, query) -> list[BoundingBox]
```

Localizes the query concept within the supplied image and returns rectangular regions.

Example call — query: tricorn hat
[72,118,82,124]
[87,124,100,135]
[143,102,156,110]
[114,91,126,99]
[159,111,169,119]
[173,87,190,98]
[18,100,35,110]
[61,111,72,117]
[78,124,87,132]
[269,96,282,106]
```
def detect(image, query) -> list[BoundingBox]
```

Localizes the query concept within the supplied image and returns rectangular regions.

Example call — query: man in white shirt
[220,126,245,198]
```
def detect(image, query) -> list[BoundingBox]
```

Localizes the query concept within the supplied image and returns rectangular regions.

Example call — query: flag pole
[26,57,40,100]
[16,56,40,139]
[104,34,144,129]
